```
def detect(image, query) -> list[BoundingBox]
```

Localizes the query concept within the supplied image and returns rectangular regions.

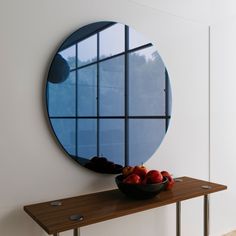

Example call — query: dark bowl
[115,175,168,199]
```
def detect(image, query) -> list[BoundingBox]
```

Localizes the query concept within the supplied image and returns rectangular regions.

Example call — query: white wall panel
[0,0,209,235]
[210,16,236,236]
[128,0,211,24]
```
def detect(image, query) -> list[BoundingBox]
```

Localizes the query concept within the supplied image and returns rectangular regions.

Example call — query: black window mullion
[75,43,78,157]
[165,69,169,132]
[68,43,153,72]
[60,22,116,51]
[49,115,170,119]
[124,25,129,166]
[97,33,100,157]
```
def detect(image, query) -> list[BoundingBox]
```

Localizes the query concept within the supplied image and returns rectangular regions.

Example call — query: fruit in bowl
[115,165,174,199]
[123,174,141,184]
[161,171,175,190]
[115,175,168,199]
[145,170,163,184]
[122,166,135,177]
[132,165,148,179]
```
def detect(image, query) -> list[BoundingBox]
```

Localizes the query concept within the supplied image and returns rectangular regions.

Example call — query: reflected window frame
[47,22,171,166]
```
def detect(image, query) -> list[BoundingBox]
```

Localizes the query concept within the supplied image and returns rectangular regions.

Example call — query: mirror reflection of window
[100,55,125,116]
[48,71,76,117]
[77,119,97,159]
[77,65,97,117]
[129,119,165,166]
[99,23,125,59]
[77,34,97,67]
[100,119,125,166]
[59,45,76,69]
[46,22,172,174]
[50,119,76,156]
[129,46,166,116]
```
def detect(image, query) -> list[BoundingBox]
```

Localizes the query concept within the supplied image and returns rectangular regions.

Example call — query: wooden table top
[24,177,227,235]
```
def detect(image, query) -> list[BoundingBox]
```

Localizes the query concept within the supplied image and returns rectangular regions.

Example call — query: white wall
[210,14,236,236]
[128,0,211,24]
[0,0,210,236]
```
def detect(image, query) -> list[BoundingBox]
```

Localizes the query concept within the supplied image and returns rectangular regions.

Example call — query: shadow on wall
[81,206,171,236]
[0,208,45,236]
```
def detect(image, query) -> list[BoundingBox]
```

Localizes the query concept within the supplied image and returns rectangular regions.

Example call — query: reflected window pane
[129,46,166,116]
[99,23,124,59]
[100,119,124,165]
[47,71,76,117]
[167,77,172,116]
[77,119,97,159]
[129,119,165,166]
[77,35,97,66]
[50,118,76,156]
[100,56,124,116]
[77,65,97,116]
[129,27,150,49]
[59,45,76,69]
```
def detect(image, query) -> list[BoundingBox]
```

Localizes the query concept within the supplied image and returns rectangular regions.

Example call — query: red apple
[123,174,141,184]
[132,165,148,179]
[165,175,175,190]
[161,171,171,177]
[122,166,134,177]
[141,177,148,184]
[146,170,163,184]
[160,171,175,190]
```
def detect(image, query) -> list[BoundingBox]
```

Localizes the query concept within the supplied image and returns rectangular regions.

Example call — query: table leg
[204,195,209,236]
[74,228,80,236]
[176,201,181,236]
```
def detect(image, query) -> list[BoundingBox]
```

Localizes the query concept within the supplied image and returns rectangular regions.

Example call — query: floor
[224,231,236,236]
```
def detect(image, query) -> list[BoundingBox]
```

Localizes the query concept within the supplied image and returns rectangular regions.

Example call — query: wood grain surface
[24,177,227,235]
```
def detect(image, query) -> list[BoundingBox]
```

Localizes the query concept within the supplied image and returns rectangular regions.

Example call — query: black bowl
[115,175,168,199]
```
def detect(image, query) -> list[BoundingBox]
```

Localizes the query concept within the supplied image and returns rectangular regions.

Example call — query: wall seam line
[208,25,211,183]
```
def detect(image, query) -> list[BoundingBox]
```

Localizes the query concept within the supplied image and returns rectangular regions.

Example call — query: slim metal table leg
[74,228,80,236]
[176,201,181,236]
[204,195,209,236]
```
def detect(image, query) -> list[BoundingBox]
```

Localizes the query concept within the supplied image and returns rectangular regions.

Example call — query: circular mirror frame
[46,21,172,174]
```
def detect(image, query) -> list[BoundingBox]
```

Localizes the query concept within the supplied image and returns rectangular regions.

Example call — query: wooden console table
[24,177,227,236]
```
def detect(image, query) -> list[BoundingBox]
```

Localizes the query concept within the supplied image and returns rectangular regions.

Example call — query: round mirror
[46,21,172,174]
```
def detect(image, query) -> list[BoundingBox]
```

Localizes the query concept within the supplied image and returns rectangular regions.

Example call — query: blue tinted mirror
[46,21,172,174]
